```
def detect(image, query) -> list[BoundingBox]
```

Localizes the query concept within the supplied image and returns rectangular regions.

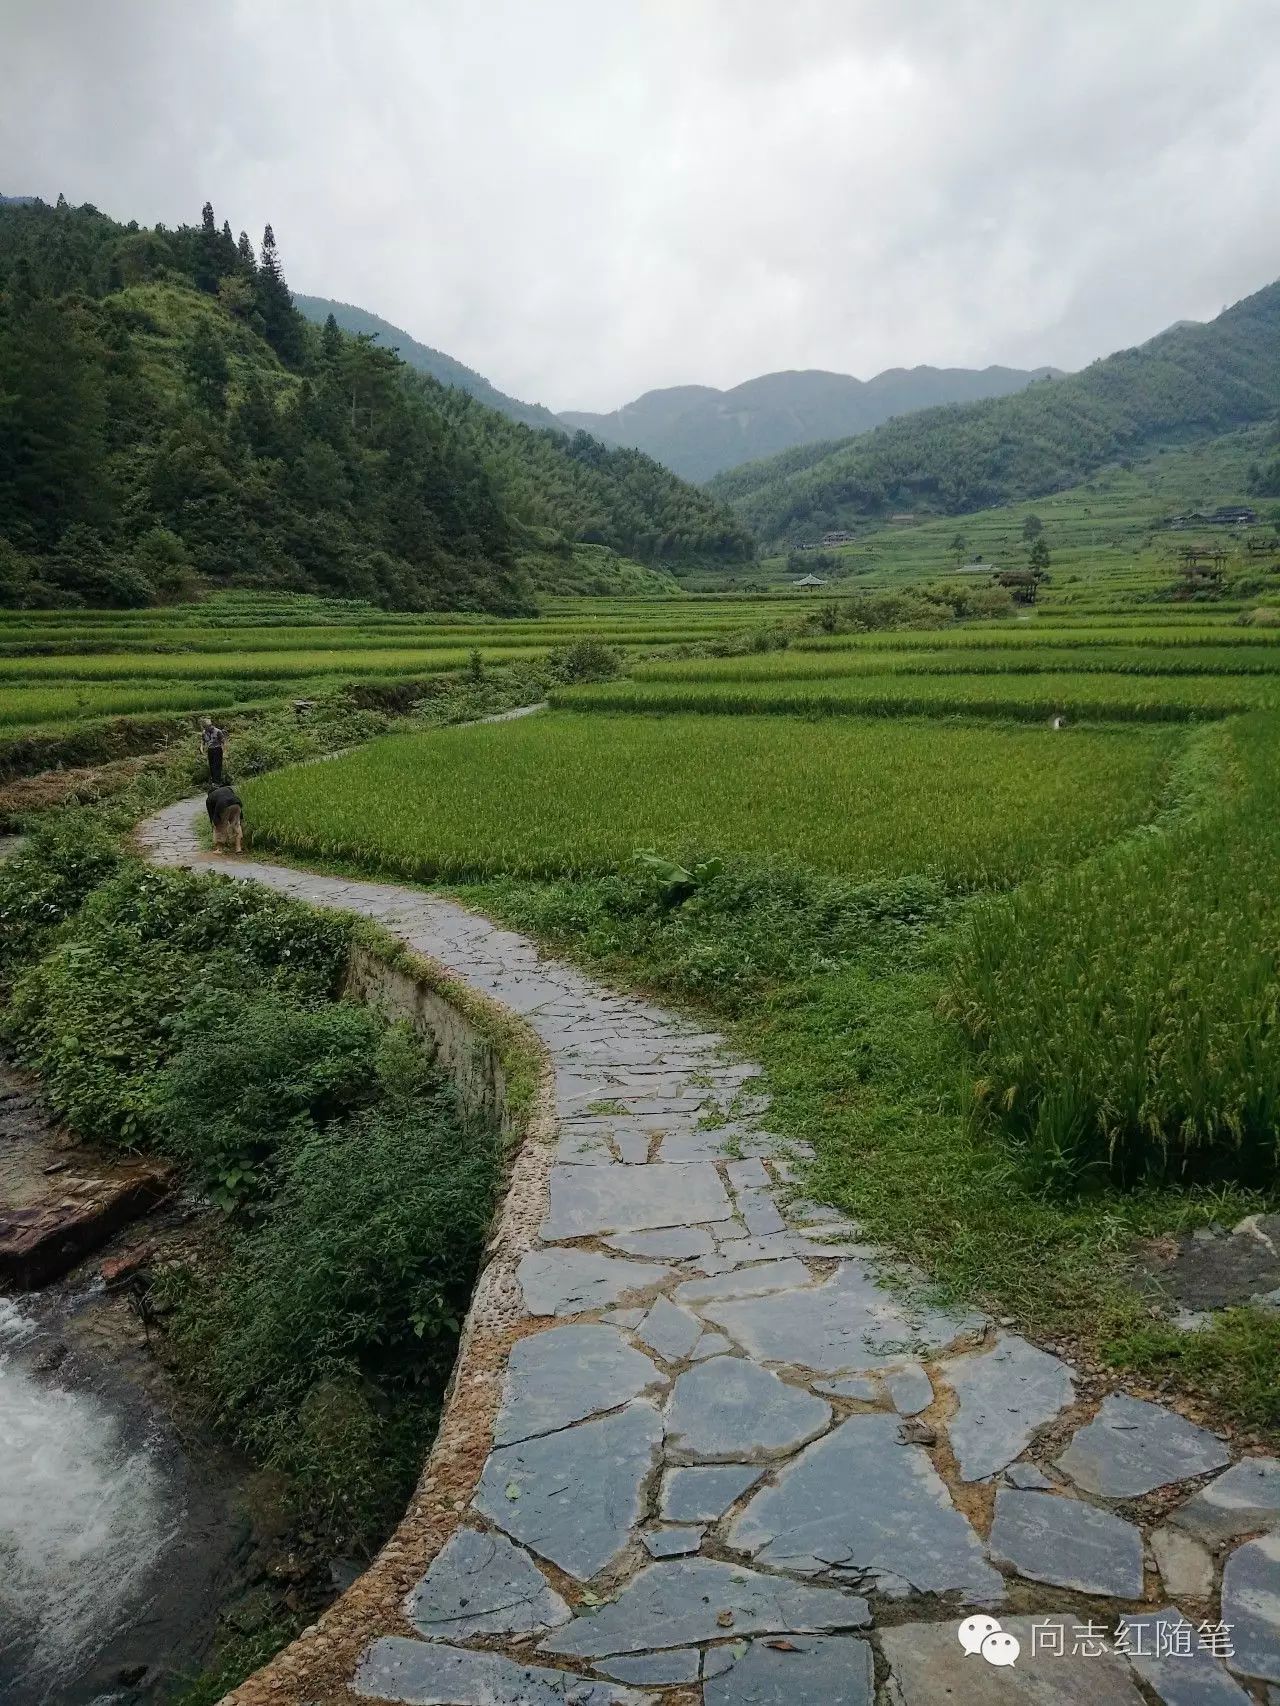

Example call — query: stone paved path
[138,796,1280,1704]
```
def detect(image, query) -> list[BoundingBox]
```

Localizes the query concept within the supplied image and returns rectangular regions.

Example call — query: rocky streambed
[0,1064,333,1705]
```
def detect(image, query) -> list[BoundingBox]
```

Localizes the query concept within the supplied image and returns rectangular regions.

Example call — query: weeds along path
[134,793,1276,1705]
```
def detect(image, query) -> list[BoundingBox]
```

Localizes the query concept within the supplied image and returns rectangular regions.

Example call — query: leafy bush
[6,863,352,1145]
[546,638,620,683]
[0,811,121,977]
[167,1026,497,1543]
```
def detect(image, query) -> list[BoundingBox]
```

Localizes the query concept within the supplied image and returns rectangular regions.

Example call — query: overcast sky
[5,0,1280,412]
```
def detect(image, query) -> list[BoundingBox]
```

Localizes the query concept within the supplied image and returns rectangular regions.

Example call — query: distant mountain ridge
[709,280,1280,543]
[294,295,563,433]
[560,363,1063,481]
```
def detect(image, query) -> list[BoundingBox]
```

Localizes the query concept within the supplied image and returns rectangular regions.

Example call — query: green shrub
[168,1027,497,1543]
[546,638,620,683]
[0,811,121,978]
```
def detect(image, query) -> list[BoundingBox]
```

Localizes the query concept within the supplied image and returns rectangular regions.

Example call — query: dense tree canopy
[0,198,752,609]
[711,283,1280,544]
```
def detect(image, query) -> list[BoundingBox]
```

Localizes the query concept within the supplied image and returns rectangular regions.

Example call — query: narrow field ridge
[135,795,1278,1704]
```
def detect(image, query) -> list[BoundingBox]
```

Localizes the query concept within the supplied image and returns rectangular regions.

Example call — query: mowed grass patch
[245,711,1176,888]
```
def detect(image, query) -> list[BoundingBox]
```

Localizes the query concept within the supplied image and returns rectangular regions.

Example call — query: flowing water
[0,1296,249,1704]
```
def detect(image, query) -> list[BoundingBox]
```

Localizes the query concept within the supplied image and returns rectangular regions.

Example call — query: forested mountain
[562,363,1060,481]
[710,283,1280,542]
[0,198,751,609]
[294,295,563,432]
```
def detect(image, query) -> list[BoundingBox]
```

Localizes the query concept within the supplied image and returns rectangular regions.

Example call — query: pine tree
[236,230,257,277]
[320,312,343,366]
[255,223,306,367]
[183,321,230,414]
[195,200,220,293]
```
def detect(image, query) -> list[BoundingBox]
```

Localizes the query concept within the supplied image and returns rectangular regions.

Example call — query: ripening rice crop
[552,670,1273,722]
[946,713,1280,1187]
[244,710,1176,890]
[0,678,283,732]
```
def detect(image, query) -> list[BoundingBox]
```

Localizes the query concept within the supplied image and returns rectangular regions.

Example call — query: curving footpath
[138,795,1279,1705]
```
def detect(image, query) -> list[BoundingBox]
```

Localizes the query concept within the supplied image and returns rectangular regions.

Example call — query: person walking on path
[199,717,227,784]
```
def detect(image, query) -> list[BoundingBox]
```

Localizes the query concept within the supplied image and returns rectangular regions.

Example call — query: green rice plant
[244,711,1175,891]
[552,670,1273,723]
[945,712,1280,1186]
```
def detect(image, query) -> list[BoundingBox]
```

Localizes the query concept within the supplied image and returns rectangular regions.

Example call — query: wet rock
[988,1489,1144,1597]
[0,1159,172,1289]
[517,1250,672,1317]
[1118,1608,1254,1705]
[636,1297,702,1362]
[942,1335,1075,1482]
[703,1634,874,1705]
[100,1246,153,1290]
[642,1526,703,1558]
[541,1162,733,1239]
[880,1615,1144,1704]
[1221,1531,1280,1684]
[354,1637,650,1704]
[1169,1455,1280,1546]
[1056,1394,1230,1499]
[404,1529,569,1640]
[494,1325,664,1445]
[596,1650,700,1685]
[729,1413,1004,1601]
[884,1364,932,1416]
[540,1558,869,1659]
[699,1261,985,1375]
[473,1402,662,1581]
[660,1464,764,1522]
[665,1357,831,1461]
[1149,1525,1214,1600]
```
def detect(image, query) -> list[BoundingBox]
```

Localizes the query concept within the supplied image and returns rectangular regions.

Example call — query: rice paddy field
[243,712,1177,886]
[15,508,1280,1430]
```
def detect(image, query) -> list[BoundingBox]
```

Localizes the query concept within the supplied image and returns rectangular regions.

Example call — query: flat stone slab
[542,1162,733,1239]
[691,1332,734,1360]
[642,1525,703,1557]
[473,1402,662,1581]
[404,1529,569,1641]
[541,1558,869,1659]
[517,1250,672,1316]
[1118,1609,1254,1705]
[1056,1394,1230,1498]
[1149,1524,1214,1600]
[665,1357,831,1462]
[1170,1455,1280,1545]
[730,1413,1004,1601]
[1004,1463,1053,1490]
[885,1363,932,1416]
[606,1227,716,1260]
[880,1616,1145,1704]
[734,1190,785,1236]
[495,1325,664,1445]
[943,1334,1076,1481]
[596,1650,700,1685]
[701,1262,984,1374]
[661,1464,765,1522]
[354,1638,650,1704]
[637,1296,703,1361]
[814,1376,880,1403]
[1222,1531,1280,1684]
[988,1489,1144,1598]
[703,1634,874,1705]
[676,1260,814,1307]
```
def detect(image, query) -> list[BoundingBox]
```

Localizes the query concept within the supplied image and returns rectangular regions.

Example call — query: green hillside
[562,362,1060,482]
[294,294,563,432]
[711,281,1280,543]
[0,198,753,610]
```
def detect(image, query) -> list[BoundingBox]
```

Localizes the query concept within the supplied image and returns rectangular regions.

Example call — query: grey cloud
[2,0,1278,411]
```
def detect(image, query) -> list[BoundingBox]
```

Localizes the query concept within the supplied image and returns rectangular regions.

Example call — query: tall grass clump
[946,714,1280,1187]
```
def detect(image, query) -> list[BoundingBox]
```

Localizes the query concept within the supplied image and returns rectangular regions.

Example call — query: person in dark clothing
[200,718,227,783]
[206,784,243,854]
